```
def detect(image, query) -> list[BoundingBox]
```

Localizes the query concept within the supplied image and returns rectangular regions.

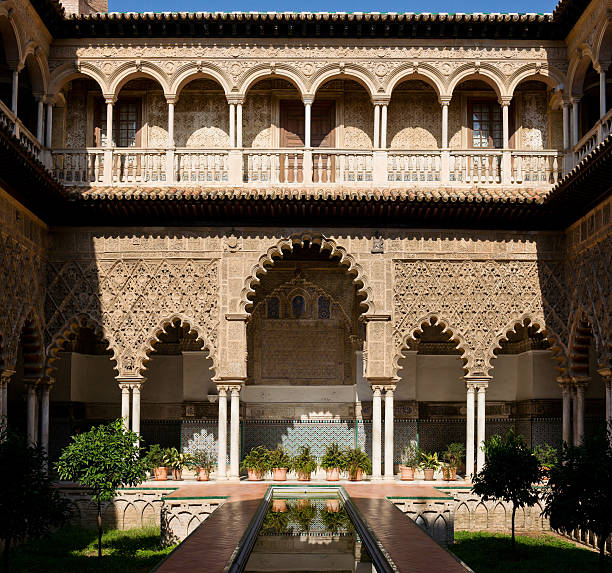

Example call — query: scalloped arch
[170,63,232,97]
[49,63,108,98]
[44,313,117,380]
[239,233,375,315]
[392,313,469,379]
[446,63,507,99]
[310,64,378,99]
[238,64,308,98]
[507,65,565,98]
[136,313,217,378]
[108,62,170,97]
[384,64,445,99]
[10,308,44,377]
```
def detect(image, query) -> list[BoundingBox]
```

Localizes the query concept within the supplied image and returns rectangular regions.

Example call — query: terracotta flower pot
[297,471,311,482]
[153,466,168,481]
[423,468,435,480]
[247,468,263,481]
[442,467,456,481]
[272,468,288,481]
[172,468,183,481]
[400,466,415,481]
[325,499,340,512]
[297,499,311,509]
[325,468,340,481]
[272,499,288,512]
[348,469,364,481]
[196,468,210,481]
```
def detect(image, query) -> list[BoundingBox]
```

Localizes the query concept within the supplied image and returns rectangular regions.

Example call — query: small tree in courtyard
[55,419,149,559]
[0,431,70,572]
[544,424,612,573]
[471,428,542,553]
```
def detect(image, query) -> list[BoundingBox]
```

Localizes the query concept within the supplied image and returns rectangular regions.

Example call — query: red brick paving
[154,481,469,572]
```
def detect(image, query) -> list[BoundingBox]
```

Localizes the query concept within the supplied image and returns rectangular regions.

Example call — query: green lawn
[452,531,612,573]
[3,526,176,573]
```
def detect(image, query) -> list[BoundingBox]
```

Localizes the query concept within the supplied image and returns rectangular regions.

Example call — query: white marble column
[166,98,176,183]
[599,368,612,424]
[441,101,449,149]
[371,385,382,480]
[131,383,142,436]
[217,386,228,480]
[236,103,243,148]
[562,101,570,151]
[600,68,607,119]
[501,102,510,149]
[380,104,388,149]
[229,103,236,148]
[229,384,241,480]
[558,377,572,444]
[304,101,312,148]
[45,102,53,148]
[574,378,588,445]
[11,69,18,115]
[103,97,115,184]
[384,385,395,480]
[36,98,44,143]
[40,382,50,454]
[476,383,487,472]
[0,370,14,436]
[120,383,131,430]
[571,98,580,147]
[26,381,38,444]
[465,383,476,478]
[373,104,381,149]
[571,385,578,444]
[106,99,114,145]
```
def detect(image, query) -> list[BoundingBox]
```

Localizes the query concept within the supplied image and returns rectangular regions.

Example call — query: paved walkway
[153,480,470,573]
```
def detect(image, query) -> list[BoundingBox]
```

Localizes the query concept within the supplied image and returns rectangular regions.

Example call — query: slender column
[229,384,241,480]
[228,103,236,148]
[217,386,228,480]
[571,98,580,147]
[600,68,607,119]
[476,384,487,472]
[373,104,380,149]
[371,385,382,480]
[131,383,142,436]
[380,104,388,149]
[36,98,44,143]
[571,385,578,444]
[236,103,243,148]
[574,378,588,445]
[304,101,312,148]
[45,102,53,148]
[26,381,38,444]
[39,382,50,454]
[167,100,175,147]
[559,377,572,444]
[501,102,510,149]
[562,101,570,150]
[384,385,395,479]
[120,383,131,430]
[166,98,176,183]
[11,69,18,115]
[106,99,114,146]
[597,368,612,442]
[103,98,114,184]
[0,370,15,436]
[441,101,449,148]
[465,383,476,478]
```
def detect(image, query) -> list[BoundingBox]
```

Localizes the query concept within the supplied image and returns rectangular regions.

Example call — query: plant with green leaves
[342,447,372,478]
[544,425,612,573]
[144,444,166,469]
[419,451,441,470]
[261,506,292,535]
[532,444,558,476]
[472,429,542,553]
[188,449,216,471]
[320,506,352,535]
[162,447,193,470]
[320,443,345,470]
[289,501,317,533]
[269,446,292,470]
[0,431,70,573]
[241,446,272,472]
[292,446,317,476]
[55,419,149,559]
[443,442,466,469]
[400,442,421,468]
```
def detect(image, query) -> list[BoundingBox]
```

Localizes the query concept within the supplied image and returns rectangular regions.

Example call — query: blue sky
[108,0,558,14]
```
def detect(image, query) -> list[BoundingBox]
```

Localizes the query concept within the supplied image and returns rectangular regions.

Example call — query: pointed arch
[567,310,594,378]
[239,233,375,315]
[393,313,469,379]
[136,313,217,378]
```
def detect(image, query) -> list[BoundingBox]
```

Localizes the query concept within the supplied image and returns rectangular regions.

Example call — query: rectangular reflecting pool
[238,487,390,573]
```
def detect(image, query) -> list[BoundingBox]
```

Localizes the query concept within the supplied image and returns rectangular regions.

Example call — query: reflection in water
[245,495,377,572]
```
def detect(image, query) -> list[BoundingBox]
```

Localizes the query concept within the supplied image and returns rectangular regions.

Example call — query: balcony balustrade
[0,99,43,161]
[574,108,612,163]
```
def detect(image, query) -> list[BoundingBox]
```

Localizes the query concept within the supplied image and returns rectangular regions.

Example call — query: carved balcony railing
[51,147,564,188]
[575,108,612,163]
[0,99,42,161]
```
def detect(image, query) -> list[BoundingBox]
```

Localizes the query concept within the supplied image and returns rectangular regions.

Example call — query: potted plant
[163,447,193,481]
[321,443,345,481]
[399,442,420,481]
[292,446,317,481]
[261,507,291,535]
[145,444,168,481]
[188,449,216,481]
[271,498,289,512]
[269,447,292,481]
[290,500,316,533]
[241,446,271,481]
[533,444,558,481]
[419,451,440,480]
[442,442,465,481]
[320,506,352,535]
[343,447,372,481]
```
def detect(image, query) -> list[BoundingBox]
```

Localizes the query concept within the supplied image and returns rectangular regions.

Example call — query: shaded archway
[0,15,19,109]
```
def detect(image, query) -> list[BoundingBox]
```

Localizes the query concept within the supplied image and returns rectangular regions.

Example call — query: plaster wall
[182,351,215,401]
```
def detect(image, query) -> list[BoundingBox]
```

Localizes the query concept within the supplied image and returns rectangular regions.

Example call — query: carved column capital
[557,375,572,393]
[217,385,229,397]
[464,376,491,391]
[371,385,384,396]
[383,385,396,395]
[597,367,612,382]
[571,376,590,390]
[227,384,242,397]
[0,369,16,382]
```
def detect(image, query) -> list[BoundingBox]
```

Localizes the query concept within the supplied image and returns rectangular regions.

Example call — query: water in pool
[245,493,377,572]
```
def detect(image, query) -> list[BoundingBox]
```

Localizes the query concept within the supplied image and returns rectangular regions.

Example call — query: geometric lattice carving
[393,259,568,376]
[44,258,219,378]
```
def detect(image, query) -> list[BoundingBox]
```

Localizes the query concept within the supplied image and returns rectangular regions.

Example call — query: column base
[228,476,242,483]
[370,476,385,483]
[383,474,395,481]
